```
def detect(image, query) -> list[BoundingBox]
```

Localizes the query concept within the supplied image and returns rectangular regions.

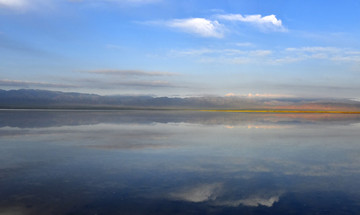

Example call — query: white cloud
[0,0,28,9]
[0,0,51,11]
[170,46,359,66]
[170,47,272,65]
[235,42,254,47]
[217,13,286,32]
[103,0,162,5]
[171,48,272,57]
[70,0,161,4]
[250,50,272,56]
[280,46,360,63]
[124,0,160,3]
[246,93,293,98]
[285,46,339,53]
[166,18,225,38]
[170,48,216,56]
[225,93,293,98]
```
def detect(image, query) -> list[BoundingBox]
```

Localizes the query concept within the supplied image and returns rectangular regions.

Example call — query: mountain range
[1,89,360,111]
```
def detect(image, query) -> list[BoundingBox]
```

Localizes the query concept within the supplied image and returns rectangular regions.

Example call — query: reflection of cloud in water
[216,195,280,207]
[170,183,281,208]
[226,124,292,129]
[247,124,292,129]
[170,183,222,203]
[86,142,173,150]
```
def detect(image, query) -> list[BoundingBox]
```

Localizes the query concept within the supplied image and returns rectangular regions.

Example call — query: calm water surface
[1,110,360,214]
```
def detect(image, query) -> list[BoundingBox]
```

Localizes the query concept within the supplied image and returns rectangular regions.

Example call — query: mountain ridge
[1,89,360,111]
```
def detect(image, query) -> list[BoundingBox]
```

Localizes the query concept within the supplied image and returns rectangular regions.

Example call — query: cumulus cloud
[144,13,285,38]
[166,18,225,38]
[217,13,286,32]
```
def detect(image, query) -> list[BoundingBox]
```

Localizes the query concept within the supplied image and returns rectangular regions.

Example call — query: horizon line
[200,110,360,114]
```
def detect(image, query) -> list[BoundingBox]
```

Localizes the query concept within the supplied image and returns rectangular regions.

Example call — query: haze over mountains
[1,89,360,111]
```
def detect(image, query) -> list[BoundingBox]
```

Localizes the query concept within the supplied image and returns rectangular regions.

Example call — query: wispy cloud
[216,13,286,32]
[235,42,254,47]
[274,46,360,64]
[285,46,339,53]
[0,79,75,88]
[250,50,272,56]
[84,79,175,88]
[0,0,28,9]
[170,48,271,57]
[170,45,360,66]
[225,92,293,98]
[69,0,161,5]
[165,18,225,38]
[0,78,180,91]
[55,77,179,89]
[0,0,51,11]
[170,47,272,64]
[84,69,178,77]
[0,0,161,11]
[112,0,161,3]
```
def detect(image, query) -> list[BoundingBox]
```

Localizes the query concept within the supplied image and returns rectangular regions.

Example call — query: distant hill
[1,89,360,111]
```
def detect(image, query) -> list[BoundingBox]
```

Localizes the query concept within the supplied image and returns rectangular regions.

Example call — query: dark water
[1,110,360,215]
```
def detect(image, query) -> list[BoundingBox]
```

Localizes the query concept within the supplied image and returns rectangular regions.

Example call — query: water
[1,110,360,215]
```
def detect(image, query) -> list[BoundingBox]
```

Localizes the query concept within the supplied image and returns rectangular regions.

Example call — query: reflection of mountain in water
[1,110,360,128]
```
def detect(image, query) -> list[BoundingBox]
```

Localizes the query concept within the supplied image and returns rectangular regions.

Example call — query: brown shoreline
[199,110,360,114]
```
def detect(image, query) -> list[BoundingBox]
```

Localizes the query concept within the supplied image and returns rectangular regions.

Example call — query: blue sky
[1,0,360,98]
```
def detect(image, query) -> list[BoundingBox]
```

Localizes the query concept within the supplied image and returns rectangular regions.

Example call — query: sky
[0,0,360,98]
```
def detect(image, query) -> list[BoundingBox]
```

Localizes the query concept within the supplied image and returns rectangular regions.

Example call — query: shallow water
[1,110,360,215]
